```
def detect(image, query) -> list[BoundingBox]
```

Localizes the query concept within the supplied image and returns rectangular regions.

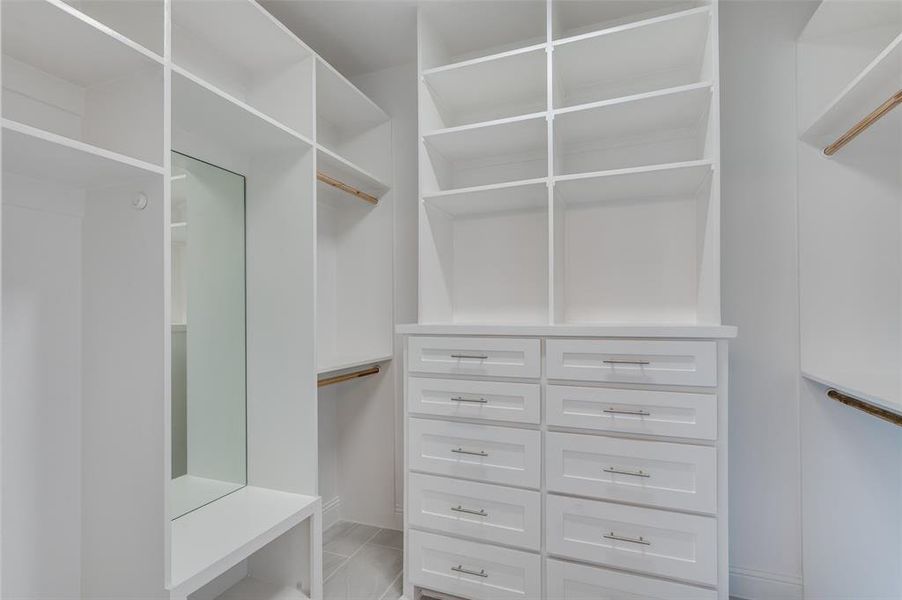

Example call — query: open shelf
[801,32,902,145]
[552,1,703,40]
[553,6,711,107]
[554,161,715,324]
[171,67,312,156]
[316,146,388,202]
[2,118,163,188]
[214,576,309,600]
[171,0,314,139]
[421,44,547,129]
[169,487,319,597]
[554,82,712,175]
[422,114,548,192]
[423,178,548,216]
[61,0,165,57]
[418,0,546,70]
[1,0,164,166]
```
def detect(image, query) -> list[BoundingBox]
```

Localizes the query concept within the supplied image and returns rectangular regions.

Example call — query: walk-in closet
[1,1,901,599]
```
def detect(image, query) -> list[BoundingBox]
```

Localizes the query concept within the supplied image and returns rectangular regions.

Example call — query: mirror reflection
[170,151,247,519]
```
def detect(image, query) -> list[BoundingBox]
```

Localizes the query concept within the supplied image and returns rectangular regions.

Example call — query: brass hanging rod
[827,389,902,427]
[824,90,902,156]
[318,365,380,388]
[317,170,378,205]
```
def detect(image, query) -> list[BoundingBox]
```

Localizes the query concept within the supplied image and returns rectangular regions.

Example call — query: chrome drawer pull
[451,447,488,457]
[450,353,488,360]
[604,532,651,546]
[451,396,488,404]
[451,565,488,578]
[604,467,650,478]
[451,505,488,517]
[603,408,651,416]
[603,359,651,366]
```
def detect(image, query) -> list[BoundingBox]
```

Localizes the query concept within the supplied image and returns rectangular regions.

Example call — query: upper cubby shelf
[172,0,314,139]
[553,6,711,107]
[421,44,547,130]
[2,118,164,188]
[552,0,703,40]
[554,82,713,175]
[418,0,546,70]
[554,160,713,205]
[422,113,548,192]
[423,178,548,217]
[172,66,312,157]
[62,0,164,57]
[315,58,389,173]
[1,0,164,166]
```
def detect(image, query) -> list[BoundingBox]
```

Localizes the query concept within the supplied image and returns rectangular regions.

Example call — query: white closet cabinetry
[797,0,902,415]
[406,2,733,599]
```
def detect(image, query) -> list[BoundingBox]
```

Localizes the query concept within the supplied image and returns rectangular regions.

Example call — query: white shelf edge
[317,354,393,377]
[316,56,388,121]
[422,41,548,77]
[168,487,320,598]
[802,370,902,417]
[552,5,711,48]
[799,31,902,140]
[316,144,390,192]
[247,0,316,58]
[43,0,165,66]
[553,81,714,118]
[1,118,165,176]
[553,159,714,185]
[396,322,738,339]
[422,177,548,200]
[171,64,314,149]
[422,110,547,140]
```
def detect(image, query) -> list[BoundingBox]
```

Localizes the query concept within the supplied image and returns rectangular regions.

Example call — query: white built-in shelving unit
[0,0,391,598]
[797,0,902,414]
[418,0,720,325]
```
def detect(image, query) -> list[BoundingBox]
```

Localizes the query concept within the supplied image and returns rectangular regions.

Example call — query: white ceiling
[262,0,418,78]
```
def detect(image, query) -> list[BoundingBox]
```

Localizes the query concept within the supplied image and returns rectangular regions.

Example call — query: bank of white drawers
[405,335,726,599]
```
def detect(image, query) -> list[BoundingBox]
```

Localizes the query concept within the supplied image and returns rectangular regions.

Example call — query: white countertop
[396,322,738,339]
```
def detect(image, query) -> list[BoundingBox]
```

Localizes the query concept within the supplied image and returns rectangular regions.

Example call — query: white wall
[317,61,417,531]
[722,3,902,599]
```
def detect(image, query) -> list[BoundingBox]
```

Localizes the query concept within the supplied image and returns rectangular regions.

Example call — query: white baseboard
[323,497,341,532]
[730,567,803,600]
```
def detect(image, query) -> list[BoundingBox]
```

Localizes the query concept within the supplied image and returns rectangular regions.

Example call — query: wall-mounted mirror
[170,151,247,519]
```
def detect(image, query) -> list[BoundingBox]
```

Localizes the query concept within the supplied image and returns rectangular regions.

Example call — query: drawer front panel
[546,495,717,585]
[547,385,717,440]
[546,433,717,514]
[408,473,541,550]
[408,377,541,424]
[408,336,541,378]
[408,530,541,600]
[546,558,717,600]
[546,339,717,387]
[409,418,541,488]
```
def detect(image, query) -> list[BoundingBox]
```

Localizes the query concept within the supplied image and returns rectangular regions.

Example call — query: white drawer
[546,495,717,586]
[546,339,717,387]
[408,336,541,378]
[547,385,717,440]
[408,530,541,600]
[408,377,541,424]
[408,418,541,488]
[546,433,717,514]
[546,558,717,600]
[408,473,541,550]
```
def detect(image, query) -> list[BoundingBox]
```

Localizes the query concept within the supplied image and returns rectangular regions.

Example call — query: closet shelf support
[827,389,902,427]
[318,365,380,387]
[824,90,902,156]
[317,170,379,204]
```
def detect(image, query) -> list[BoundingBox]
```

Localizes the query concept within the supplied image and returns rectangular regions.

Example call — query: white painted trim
[322,497,342,532]
[730,567,803,600]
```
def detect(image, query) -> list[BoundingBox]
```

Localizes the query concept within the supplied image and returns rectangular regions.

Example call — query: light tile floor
[324,521,403,600]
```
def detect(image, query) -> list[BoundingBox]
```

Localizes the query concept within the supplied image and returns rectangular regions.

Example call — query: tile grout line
[378,571,404,600]
[323,524,385,585]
